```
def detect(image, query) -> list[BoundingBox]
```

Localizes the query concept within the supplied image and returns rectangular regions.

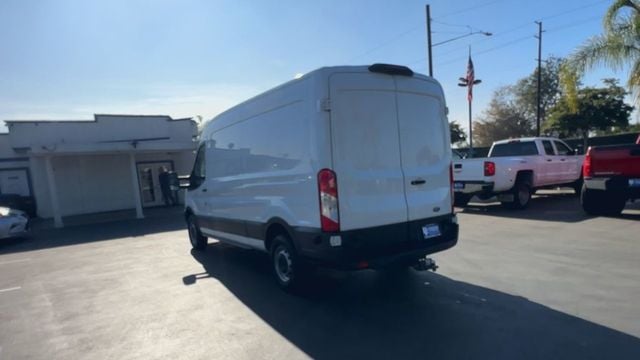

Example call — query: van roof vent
[368,63,414,77]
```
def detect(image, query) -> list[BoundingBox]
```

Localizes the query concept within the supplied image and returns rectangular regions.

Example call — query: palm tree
[562,0,640,110]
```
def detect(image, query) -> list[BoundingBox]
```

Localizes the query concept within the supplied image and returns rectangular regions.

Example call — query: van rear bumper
[293,214,458,270]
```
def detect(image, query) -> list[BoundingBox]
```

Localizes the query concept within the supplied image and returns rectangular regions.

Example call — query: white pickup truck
[453,137,584,209]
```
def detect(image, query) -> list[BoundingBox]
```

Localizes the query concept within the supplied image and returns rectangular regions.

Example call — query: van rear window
[489,141,539,157]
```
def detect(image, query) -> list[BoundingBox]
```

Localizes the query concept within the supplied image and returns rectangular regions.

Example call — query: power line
[345,0,608,66]
[346,25,421,62]
[431,13,604,68]
[431,34,533,68]
[431,19,469,28]
[436,0,504,20]
[546,15,602,32]
[540,0,608,21]
[431,0,609,58]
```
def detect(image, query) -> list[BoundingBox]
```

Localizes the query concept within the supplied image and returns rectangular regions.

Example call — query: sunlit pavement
[1,192,639,359]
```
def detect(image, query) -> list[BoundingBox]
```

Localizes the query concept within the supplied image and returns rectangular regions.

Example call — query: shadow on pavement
[184,244,640,360]
[0,207,185,255]
[459,191,640,223]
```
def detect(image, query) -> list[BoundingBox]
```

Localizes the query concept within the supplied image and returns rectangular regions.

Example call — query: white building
[1,114,198,227]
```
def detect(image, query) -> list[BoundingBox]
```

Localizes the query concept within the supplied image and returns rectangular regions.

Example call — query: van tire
[501,181,531,210]
[270,235,305,291]
[187,215,207,251]
[454,194,472,207]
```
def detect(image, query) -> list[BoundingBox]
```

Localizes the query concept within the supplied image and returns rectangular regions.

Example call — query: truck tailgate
[452,158,490,182]
[591,145,640,177]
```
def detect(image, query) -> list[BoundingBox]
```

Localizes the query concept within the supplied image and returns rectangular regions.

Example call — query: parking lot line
[0,286,21,293]
[0,258,31,266]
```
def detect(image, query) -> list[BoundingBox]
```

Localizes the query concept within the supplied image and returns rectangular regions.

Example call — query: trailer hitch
[413,257,438,272]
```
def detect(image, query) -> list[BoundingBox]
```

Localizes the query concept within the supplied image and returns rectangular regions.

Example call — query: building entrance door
[136,161,174,207]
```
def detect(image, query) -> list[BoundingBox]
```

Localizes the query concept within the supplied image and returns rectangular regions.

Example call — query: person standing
[158,166,176,206]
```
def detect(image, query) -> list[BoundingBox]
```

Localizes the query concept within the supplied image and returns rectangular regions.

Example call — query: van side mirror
[187,175,205,189]
[177,174,194,189]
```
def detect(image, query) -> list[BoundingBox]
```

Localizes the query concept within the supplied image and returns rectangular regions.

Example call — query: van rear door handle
[201,188,207,192]
[547,159,552,162]
[411,179,426,185]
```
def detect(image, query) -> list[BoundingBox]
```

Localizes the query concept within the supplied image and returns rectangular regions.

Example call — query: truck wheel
[581,185,626,216]
[571,177,583,196]
[454,194,472,207]
[580,185,602,215]
[270,234,305,291]
[187,215,207,251]
[602,195,627,216]
[502,182,531,210]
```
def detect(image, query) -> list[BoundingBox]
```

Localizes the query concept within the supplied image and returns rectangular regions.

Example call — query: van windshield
[489,141,539,157]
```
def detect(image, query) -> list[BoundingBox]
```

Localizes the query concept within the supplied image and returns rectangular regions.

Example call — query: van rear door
[329,73,408,231]
[395,77,452,220]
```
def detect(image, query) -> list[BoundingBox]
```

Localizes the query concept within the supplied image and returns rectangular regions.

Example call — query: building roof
[4,114,193,124]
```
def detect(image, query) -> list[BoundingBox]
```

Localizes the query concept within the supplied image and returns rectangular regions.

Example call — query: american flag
[466,55,475,102]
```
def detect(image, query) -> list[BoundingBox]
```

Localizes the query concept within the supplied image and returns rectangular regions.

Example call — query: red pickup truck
[581,134,640,215]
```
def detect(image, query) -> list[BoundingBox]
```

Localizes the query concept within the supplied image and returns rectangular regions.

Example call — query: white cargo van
[185,64,458,289]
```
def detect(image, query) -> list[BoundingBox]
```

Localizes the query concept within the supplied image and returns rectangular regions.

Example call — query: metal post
[426,5,433,77]
[44,156,63,228]
[535,21,543,137]
[468,99,473,158]
[129,153,144,219]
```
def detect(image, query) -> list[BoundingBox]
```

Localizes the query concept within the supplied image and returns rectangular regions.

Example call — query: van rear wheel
[187,215,207,251]
[270,235,306,291]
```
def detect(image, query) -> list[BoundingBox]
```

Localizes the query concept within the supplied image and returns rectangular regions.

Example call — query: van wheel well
[265,223,291,252]
[516,170,533,186]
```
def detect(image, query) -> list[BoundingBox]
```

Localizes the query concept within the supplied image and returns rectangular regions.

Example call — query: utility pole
[535,21,543,137]
[426,4,433,77]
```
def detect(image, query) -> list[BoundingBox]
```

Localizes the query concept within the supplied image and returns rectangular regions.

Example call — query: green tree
[473,87,535,147]
[561,0,640,109]
[449,120,467,145]
[512,57,564,126]
[471,58,563,146]
[545,79,634,149]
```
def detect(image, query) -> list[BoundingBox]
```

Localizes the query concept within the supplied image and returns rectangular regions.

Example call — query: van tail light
[318,169,340,232]
[583,148,593,178]
[484,161,496,177]
[449,163,454,213]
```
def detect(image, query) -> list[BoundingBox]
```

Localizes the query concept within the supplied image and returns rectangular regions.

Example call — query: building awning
[21,140,197,156]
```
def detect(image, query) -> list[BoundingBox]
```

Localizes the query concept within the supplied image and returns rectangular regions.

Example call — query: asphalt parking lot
[1,192,639,359]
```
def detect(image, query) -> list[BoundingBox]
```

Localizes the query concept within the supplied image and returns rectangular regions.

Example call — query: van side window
[542,140,555,155]
[209,103,307,178]
[190,143,206,188]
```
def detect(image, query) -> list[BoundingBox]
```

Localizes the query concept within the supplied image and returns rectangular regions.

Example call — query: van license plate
[454,182,465,190]
[422,224,441,239]
[629,179,640,187]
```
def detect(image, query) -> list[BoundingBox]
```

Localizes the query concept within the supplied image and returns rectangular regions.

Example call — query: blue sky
[0,0,633,133]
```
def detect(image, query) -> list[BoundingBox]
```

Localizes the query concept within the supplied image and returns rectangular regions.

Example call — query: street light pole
[425,4,491,77]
